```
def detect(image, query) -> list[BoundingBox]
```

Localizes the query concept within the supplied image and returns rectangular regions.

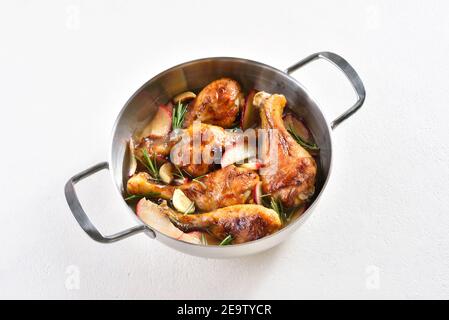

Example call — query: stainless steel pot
[65,52,365,258]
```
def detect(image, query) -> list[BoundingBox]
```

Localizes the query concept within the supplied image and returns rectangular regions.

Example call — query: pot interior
[110,57,332,218]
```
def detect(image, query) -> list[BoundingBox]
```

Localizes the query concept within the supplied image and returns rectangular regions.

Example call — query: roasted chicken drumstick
[127,165,260,212]
[183,78,243,128]
[254,92,317,208]
[162,203,282,244]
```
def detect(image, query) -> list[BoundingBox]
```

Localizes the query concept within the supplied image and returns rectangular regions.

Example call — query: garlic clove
[172,189,195,214]
[159,162,174,184]
[173,91,196,104]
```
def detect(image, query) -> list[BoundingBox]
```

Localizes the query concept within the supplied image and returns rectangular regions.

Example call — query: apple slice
[283,113,312,143]
[136,198,201,244]
[178,231,203,244]
[221,142,257,168]
[241,90,257,130]
[140,104,173,139]
[253,182,263,205]
[239,158,263,170]
[128,139,137,177]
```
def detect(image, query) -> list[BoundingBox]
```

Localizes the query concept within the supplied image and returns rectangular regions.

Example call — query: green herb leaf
[142,148,160,181]
[269,197,287,225]
[172,101,189,130]
[219,235,233,246]
[173,164,184,179]
[124,194,143,201]
[124,192,160,202]
[284,205,303,223]
[192,174,207,188]
[287,125,319,151]
[147,192,161,198]
[136,155,151,173]
[183,201,195,215]
[173,164,192,180]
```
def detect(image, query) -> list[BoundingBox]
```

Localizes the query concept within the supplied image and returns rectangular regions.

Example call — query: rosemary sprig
[260,192,272,208]
[268,197,301,224]
[192,174,207,188]
[285,205,304,223]
[269,197,288,225]
[124,194,143,202]
[219,235,233,246]
[287,125,319,151]
[124,192,160,202]
[142,148,159,181]
[136,156,151,173]
[173,164,184,179]
[183,201,195,215]
[172,101,188,129]
[173,164,189,179]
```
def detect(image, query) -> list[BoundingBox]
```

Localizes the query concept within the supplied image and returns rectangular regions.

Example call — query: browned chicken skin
[134,135,177,160]
[127,172,174,199]
[184,78,243,128]
[162,203,281,244]
[136,123,229,177]
[254,92,317,208]
[127,165,260,212]
[182,165,259,211]
[170,123,228,177]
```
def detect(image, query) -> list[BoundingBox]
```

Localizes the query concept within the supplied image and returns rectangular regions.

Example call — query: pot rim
[108,56,334,250]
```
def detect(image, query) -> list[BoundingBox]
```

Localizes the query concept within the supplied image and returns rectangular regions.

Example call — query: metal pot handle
[64,162,155,243]
[285,52,366,129]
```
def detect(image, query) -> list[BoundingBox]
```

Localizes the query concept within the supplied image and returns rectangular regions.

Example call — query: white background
[1,0,448,299]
